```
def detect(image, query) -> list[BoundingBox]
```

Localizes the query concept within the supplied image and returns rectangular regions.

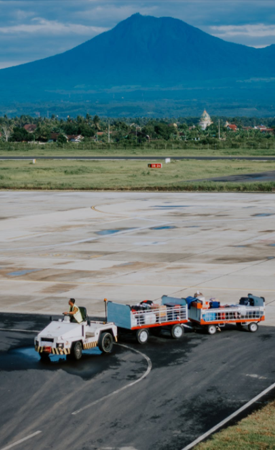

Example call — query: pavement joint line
[8,296,46,309]
[0,219,173,252]
[0,328,40,333]
[71,343,152,416]
[171,251,275,298]
[91,205,130,218]
[0,278,274,292]
[0,431,42,450]
[181,381,275,450]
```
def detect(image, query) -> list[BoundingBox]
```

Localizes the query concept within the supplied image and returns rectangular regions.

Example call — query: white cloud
[75,4,158,24]
[210,24,275,38]
[0,60,28,69]
[0,18,109,36]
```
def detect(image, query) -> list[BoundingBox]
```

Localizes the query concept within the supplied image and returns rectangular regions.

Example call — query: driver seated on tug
[63,298,83,323]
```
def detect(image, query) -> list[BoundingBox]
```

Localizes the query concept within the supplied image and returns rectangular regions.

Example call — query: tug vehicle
[34,307,117,360]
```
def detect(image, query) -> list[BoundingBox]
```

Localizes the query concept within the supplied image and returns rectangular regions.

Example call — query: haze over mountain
[0,13,274,116]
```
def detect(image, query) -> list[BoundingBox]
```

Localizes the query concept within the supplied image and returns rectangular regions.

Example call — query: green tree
[35,126,50,142]
[93,115,100,130]
[57,134,67,146]
[79,124,95,137]
[10,127,30,142]
[154,123,173,141]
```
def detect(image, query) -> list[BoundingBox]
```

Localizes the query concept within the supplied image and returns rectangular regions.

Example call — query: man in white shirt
[63,298,83,323]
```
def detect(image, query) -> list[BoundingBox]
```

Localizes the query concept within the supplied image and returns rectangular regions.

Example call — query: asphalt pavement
[1,313,275,450]
[190,170,275,183]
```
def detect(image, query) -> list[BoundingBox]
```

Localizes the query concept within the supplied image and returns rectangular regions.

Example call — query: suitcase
[185,296,197,309]
[165,304,177,321]
[210,301,220,309]
[248,293,265,307]
[239,298,251,306]
[203,312,216,322]
[144,313,156,325]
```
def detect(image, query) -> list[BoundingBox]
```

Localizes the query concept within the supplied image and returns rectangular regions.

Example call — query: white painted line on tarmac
[72,343,152,415]
[181,381,275,450]
[1,278,275,293]
[0,220,172,252]
[0,431,41,450]
[0,328,40,333]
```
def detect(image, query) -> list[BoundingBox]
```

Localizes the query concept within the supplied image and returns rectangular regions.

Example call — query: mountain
[0,13,274,116]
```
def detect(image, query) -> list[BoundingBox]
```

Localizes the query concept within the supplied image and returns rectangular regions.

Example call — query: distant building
[225,121,238,132]
[24,124,37,133]
[67,135,83,142]
[199,110,212,130]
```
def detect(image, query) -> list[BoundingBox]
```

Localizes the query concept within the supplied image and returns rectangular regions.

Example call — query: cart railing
[131,305,187,328]
[192,305,265,324]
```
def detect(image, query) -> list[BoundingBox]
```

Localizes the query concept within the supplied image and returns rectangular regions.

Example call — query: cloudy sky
[0,0,274,69]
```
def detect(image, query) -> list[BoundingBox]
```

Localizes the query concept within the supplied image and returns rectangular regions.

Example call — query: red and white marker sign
[148,163,162,169]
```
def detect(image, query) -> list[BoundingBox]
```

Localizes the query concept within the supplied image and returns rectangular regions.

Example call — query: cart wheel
[136,329,149,344]
[207,325,217,335]
[72,341,83,360]
[98,332,114,353]
[248,323,258,333]
[171,324,184,339]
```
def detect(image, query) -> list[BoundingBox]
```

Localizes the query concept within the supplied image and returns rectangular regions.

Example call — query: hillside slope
[0,13,274,112]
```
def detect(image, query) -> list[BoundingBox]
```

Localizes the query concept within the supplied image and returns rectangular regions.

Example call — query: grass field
[1,159,275,191]
[1,144,275,158]
[196,400,275,450]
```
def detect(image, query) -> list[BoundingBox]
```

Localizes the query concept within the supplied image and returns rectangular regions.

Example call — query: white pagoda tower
[199,110,213,130]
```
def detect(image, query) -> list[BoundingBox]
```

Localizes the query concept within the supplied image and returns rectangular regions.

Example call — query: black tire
[171,324,184,339]
[248,322,258,333]
[207,325,217,335]
[98,332,114,353]
[72,341,83,360]
[136,328,149,344]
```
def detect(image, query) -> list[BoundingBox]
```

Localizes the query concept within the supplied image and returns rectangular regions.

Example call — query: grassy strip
[196,400,275,450]
[0,159,275,192]
[1,145,275,158]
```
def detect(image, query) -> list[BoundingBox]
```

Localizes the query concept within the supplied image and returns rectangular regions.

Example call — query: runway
[0,313,275,450]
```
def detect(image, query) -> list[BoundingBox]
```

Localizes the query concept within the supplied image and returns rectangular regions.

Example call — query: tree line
[0,114,274,147]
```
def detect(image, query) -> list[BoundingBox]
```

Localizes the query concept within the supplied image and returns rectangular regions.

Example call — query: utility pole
[108,122,110,144]
[218,119,221,140]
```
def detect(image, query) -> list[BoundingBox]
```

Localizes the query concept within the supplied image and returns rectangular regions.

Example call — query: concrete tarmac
[1,192,275,450]
[0,191,275,324]
[1,314,275,450]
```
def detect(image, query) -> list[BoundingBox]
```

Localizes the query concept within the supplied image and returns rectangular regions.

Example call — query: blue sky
[0,0,274,69]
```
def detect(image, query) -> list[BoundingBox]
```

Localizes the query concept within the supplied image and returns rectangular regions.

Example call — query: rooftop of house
[24,124,37,132]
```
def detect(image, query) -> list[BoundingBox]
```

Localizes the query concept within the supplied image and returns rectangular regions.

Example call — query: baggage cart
[188,295,265,335]
[107,295,188,344]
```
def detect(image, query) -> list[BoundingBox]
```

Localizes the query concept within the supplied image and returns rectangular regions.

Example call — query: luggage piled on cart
[188,293,265,334]
[107,296,188,344]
